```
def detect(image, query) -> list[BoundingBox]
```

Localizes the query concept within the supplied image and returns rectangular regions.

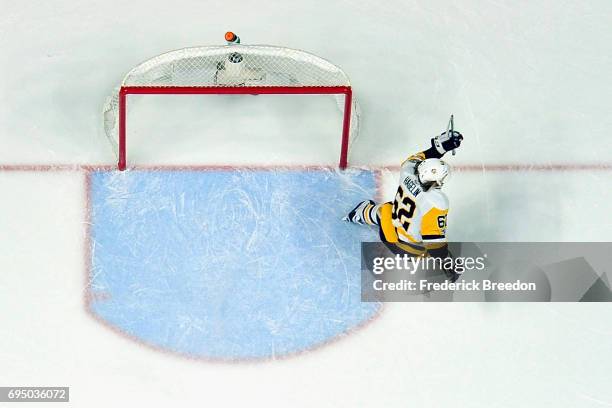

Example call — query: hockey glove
[431,130,463,155]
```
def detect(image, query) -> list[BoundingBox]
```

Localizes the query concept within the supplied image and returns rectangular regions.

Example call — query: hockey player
[344,129,463,279]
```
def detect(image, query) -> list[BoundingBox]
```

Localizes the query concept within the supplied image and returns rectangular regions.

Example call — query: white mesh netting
[103,44,361,166]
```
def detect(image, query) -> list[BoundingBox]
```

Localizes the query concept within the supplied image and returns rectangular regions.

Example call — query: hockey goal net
[103,37,360,170]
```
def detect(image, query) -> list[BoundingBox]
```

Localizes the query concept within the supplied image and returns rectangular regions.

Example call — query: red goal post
[104,42,360,170]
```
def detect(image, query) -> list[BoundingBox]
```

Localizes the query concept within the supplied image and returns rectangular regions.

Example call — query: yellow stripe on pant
[378,203,426,256]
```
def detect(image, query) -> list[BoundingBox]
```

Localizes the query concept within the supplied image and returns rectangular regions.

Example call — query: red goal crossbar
[117,85,353,170]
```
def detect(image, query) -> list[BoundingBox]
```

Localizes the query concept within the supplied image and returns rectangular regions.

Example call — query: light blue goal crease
[89,168,381,360]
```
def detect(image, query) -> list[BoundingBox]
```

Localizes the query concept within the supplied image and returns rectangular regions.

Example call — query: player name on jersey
[402,176,422,197]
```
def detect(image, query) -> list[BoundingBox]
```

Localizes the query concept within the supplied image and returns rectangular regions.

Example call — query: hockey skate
[343,200,376,224]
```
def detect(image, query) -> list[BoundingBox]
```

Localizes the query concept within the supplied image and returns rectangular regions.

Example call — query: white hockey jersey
[390,157,449,244]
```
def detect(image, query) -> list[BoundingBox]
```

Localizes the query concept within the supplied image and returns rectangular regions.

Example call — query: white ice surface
[1,0,612,407]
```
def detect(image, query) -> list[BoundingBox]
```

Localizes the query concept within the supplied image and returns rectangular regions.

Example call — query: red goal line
[0,163,610,173]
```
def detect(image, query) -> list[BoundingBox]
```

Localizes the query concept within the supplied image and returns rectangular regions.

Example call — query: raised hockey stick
[446,114,456,156]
